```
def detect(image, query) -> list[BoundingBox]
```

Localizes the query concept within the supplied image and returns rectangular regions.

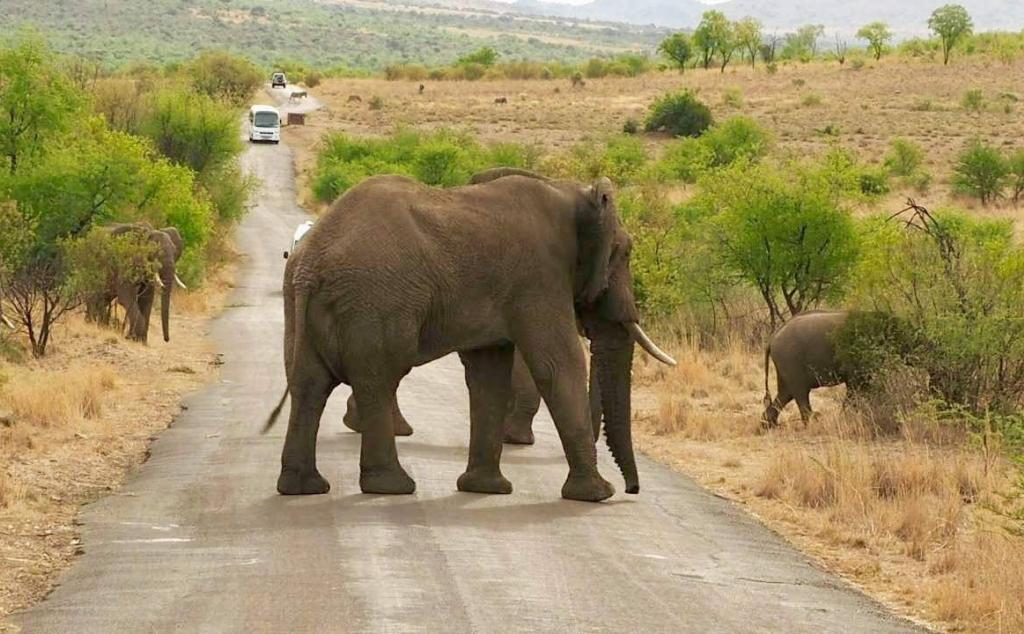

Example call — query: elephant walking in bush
[85,223,187,344]
[762,310,853,427]
[264,170,675,502]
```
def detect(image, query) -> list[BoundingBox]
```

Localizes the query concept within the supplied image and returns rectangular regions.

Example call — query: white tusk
[174,274,188,291]
[1,314,14,329]
[153,273,165,289]
[626,322,677,366]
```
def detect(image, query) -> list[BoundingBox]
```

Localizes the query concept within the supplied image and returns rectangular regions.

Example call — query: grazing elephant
[85,223,187,344]
[264,171,675,502]
[762,310,851,427]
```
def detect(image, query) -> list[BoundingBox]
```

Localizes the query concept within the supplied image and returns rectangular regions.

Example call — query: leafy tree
[697,160,858,326]
[782,24,825,62]
[186,51,262,105]
[457,47,499,68]
[693,11,731,70]
[658,33,693,73]
[951,140,1008,204]
[0,34,82,174]
[1008,149,1024,204]
[734,17,763,68]
[929,4,974,65]
[140,90,242,177]
[856,22,893,60]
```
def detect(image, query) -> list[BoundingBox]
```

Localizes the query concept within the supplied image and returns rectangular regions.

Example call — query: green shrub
[185,51,261,106]
[303,71,322,88]
[657,138,714,183]
[622,118,640,135]
[644,90,713,138]
[1008,149,1024,203]
[801,93,823,107]
[701,116,772,166]
[722,88,743,108]
[962,89,985,112]
[368,96,384,110]
[858,167,891,196]
[883,138,925,177]
[951,140,1008,204]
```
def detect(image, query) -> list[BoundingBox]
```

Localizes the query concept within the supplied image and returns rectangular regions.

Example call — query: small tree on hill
[694,11,731,70]
[457,47,499,68]
[929,5,973,65]
[857,22,893,60]
[658,33,693,73]
[734,17,762,69]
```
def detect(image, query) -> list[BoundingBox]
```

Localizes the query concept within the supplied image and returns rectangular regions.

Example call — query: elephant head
[573,177,675,494]
[107,222,185,343]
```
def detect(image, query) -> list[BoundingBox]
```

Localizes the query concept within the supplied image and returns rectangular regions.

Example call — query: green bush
[962,89,985,112]
[185,51,262,106]
[883,138,925,177]
[622,118,640,135]
[951,140,1008,204]
[858,167,891,196]
[656,138,714,184]
[1007,149,1024,203]
[644,90,713,138]
[140,89,241,177]
[304,71,322,88]
[700,116,772,166]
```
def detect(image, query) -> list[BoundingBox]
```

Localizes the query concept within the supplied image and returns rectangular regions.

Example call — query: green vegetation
[0,0,665,71]
[658,33,692,73]
[856,22,893,61]
[952,140,1009,204]
[929,4,975,65]
[644,91,713,138]
[0,35,252,355]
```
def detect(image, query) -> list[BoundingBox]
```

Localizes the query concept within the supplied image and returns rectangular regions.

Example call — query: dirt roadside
[0,264,235,625]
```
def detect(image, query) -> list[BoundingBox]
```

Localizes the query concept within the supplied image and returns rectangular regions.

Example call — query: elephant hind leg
[762,382,794,430]
[352,377,415,495]
[502,351,540,446]
[343,393,413,436]
[458,345,515,494]
[278,359,336,495]
[795,391,814,425]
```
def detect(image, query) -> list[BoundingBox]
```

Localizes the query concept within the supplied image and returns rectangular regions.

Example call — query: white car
[284,221,315,259]
[248,105,281,144]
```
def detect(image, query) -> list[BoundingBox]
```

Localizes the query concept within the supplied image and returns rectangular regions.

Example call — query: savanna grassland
[284,56,1024,632]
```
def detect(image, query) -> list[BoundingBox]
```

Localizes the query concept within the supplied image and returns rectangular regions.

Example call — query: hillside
[511,0,1024,34]
[0,0,666,68]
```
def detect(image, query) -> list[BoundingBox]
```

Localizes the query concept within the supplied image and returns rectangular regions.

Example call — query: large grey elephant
[85,222,187,344]
[264,171,675,502]
[762,310,852,427]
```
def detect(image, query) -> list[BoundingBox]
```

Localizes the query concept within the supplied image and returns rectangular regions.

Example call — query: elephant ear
[576,177,616,305]
[160,227,184,261]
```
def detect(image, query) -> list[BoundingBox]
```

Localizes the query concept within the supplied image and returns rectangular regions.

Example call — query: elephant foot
[277,468,331,495]
[561,472,614,502]
[457,468,513,494]
[503,425,535,445]
[394,415,414,437]
[360,465,416,495]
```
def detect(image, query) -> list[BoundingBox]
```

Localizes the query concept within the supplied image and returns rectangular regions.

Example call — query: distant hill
[509,0,1024,35]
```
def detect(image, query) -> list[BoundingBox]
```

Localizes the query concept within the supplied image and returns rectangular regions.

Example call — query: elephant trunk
[160,275,172,343]
[592,322,639,494]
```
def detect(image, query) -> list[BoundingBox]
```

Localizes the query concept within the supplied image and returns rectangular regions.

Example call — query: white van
[284,220,315,259]
[248,105,281,144]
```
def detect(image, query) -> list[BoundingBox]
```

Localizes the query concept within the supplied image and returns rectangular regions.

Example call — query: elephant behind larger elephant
[265,170,675,502]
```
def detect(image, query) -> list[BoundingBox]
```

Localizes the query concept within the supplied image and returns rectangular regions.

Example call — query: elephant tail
[261,387,290,433]
[762,343,772,408]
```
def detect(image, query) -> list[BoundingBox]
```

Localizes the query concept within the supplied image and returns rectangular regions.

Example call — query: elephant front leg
[354,383,415,494]
[458,345,515,494]
[519,328,613,502]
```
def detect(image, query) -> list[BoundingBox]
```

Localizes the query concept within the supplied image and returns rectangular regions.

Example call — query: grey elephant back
[770,310,850,387]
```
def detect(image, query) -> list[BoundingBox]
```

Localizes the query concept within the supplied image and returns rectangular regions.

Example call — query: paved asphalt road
[12,94,922,634]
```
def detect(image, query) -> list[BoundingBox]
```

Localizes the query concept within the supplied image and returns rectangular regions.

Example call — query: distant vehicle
[248,105,280,144]
[271,72,287,88]
[284,220,315,259]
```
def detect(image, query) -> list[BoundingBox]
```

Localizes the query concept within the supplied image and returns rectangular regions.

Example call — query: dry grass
[0,265,234,622]
[633,335,1024,633]
[289,57,1024,228]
